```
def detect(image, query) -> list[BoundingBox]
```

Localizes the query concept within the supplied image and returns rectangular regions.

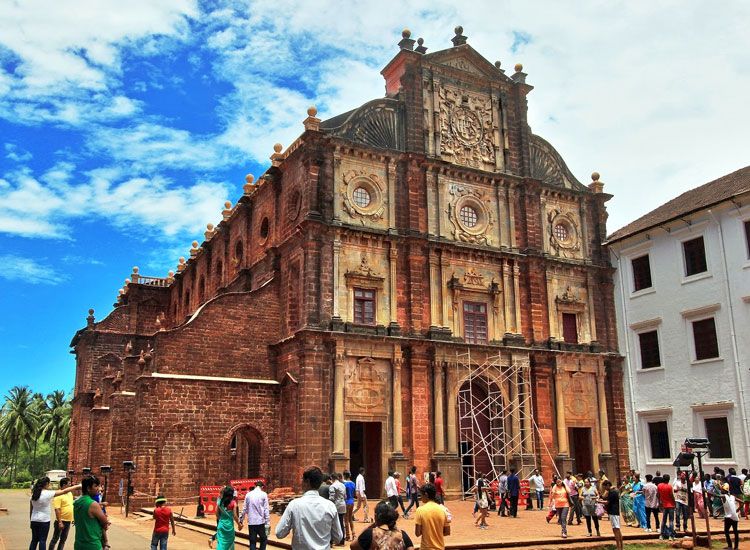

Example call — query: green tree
[38,390,71,470]
[0,386,37,484]
[30,393,45,476]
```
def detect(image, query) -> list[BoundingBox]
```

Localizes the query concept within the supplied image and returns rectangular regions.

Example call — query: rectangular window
[683,236,707,276]
[648,420,670,459]
[692,317,719,360]
[562,313,578,344]
[631,254,653,292]
[705,417,732,458]
[744,220,750,258]
[638,330,661,369]
[353,288,375,325]
[463,302,488,344]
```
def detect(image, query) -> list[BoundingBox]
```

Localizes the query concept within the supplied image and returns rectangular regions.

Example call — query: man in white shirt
[385,471,398,509]
[353,467,370,522]
[528,469,545,510]
[720,483,739,550]
[239,481,270,550]
[276,467,343,550]
[329,473,347,545]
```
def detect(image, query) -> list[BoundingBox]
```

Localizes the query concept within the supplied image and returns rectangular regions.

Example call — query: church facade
[69,28,628,505]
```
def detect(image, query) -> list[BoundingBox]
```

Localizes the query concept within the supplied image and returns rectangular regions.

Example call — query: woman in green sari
[619,479,637,526]
[215,486,240,550]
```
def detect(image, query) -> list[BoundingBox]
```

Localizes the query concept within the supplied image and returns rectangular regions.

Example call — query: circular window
[352,186,371,208]
[260,217,269,240]
[459,205,478,228]
[554,223,569,242]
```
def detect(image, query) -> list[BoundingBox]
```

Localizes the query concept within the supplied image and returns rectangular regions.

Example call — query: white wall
[611,197,750,474]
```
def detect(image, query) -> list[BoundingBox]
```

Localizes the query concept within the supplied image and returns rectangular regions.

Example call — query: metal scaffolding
[455,350,537,496]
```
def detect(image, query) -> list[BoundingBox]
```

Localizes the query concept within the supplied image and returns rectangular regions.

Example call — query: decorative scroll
[321,99,404,151]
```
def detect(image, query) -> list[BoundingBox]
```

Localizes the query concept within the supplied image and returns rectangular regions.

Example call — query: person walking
[329,473,347,546]
[73,475,109,550]
[238,481,270,550]
[29,476,81,550]
[393,472,408,517]
[276,466,343,549]
[631,473,647,530]
[720,483,740,549]
[215,486,240,550]
[150,496,176,550]
[404,466,420,516]
[385,471,399,509]
[472,478,489,529]
[496,470,508,517]
[673,472,689,532]
[433,472,445,505]
[549,477,570,539]
[643,474,660,532]
[581,478,601,537]
[600,480,623,550]
[691,472,706,519]
[564,472,582,525]
[49,477,76,550]
[351,500,414,550]
[657,473,676,541]
[528,469,545,510]
[353,467,371,523]
[342,471,356,541]
[507,468,520,518]
[727,468,745,519]
[414,483,450,550]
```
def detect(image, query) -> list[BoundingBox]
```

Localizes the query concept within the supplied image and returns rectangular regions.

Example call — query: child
[152,495,176,550]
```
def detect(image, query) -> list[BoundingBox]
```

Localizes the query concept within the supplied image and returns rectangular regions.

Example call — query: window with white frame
[705,416,732,459]
[631,254,653,292]
[647,420,671,460]
[692,317,719,361]
[638,329,661,369]
[682,236,708,277]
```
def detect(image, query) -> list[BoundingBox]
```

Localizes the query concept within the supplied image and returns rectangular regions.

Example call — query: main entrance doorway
[569,427,593,474]
[349,421,382,497]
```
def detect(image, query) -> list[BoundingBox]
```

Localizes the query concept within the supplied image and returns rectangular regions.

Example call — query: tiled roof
[607,165,750,243]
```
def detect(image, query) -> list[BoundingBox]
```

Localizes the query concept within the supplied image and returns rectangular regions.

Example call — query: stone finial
[512,63,527,83]
[205,223,216,240]
[131,266,140,283]
[124,278,131,285]
[167,270,175,284]
[177,257,186,272]
[398,28,415,51]
[494,60,506,74]
[137,350,146,369]
[303,105,321,132]
[190,240,200,258]
[87,308,95,326]
[589,172,605,193]
[222,200,233,220]
[271,143,284,167]
[415,37,427,54]
[125,340,133,354]
[452,25,467,46]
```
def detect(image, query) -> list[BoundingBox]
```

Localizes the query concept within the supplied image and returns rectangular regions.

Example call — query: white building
[608,166,750,473]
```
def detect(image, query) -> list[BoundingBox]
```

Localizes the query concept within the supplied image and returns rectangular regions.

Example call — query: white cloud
[0,255,66,285]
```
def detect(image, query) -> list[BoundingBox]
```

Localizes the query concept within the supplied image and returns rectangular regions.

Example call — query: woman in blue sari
[631,472,647,529]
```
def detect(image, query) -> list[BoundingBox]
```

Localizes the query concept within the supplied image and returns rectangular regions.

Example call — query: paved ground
[3,489,748,549]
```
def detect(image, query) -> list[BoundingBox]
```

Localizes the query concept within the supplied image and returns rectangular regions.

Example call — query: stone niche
[337,246,391,327]
[444,265,505,340]
[543,198,585,260]
[335,157,391,231]
[546,272,595,345]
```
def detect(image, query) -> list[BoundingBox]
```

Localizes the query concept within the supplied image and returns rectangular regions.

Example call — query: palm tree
[0,386,37,484]
[39,390,71,469]
[30,393,45,476]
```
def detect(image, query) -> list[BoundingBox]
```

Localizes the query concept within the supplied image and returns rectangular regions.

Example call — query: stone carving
[530,134,586,190]
[439,85,495,169]
[346,254,382,280]
[113,370,123,392]
[93,387,102,407]
[557,285,583,305]
[320,98,404,151]
[463,268,485,287]
[341,169,386,223]
[442,57,485,76]
[547,208,581,258]
[564,371,596,420]
[446,183,493,245]
[345,357,387,412]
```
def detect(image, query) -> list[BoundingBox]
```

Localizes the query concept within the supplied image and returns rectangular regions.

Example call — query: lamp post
[82,467,91,477]
[100,466,112,504]
[67,470,76,484]
[123,461,135,518]
[685,438,712,547]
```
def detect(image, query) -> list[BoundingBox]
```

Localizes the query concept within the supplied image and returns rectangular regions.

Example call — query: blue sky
[1,1,748,398]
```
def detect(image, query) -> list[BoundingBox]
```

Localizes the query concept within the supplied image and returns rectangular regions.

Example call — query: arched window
[234,241,244,268]
[184,290,191,310]
[229,426,262,479]
[198,276,205,303]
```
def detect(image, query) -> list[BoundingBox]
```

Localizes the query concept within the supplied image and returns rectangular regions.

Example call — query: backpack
[371,527,405,550]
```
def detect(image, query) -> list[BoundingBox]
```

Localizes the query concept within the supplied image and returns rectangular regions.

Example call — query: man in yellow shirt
[50,477,74,550]
[414,483,450,550]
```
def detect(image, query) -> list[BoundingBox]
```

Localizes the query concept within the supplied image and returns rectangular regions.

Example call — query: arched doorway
[229,426,262,479]
[457,377,506,493]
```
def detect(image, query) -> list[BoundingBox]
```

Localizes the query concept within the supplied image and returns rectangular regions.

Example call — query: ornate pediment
[530,134,587,190]
[424,47,510,81]
[344,254,385,288]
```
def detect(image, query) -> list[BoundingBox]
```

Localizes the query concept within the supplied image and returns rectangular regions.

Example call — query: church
[69,27,629,505]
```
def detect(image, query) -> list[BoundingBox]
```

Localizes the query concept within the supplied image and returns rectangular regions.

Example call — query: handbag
[595,503,605,518]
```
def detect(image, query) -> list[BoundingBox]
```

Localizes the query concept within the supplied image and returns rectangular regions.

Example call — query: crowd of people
[26,464,750,550]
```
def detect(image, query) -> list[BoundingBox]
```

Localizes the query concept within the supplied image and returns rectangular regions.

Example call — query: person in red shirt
[434,472,445,505]
[656,474,675,541]
[152,495,176,550]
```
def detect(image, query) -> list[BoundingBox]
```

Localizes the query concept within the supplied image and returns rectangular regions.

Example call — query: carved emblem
[547,208,581,258]
[346,254,382,279]
[564,372,595,419]
[341,169,386,223]
[446,183,493,245]
[439,86,495,170]
[346,357,387,412]
[463,268,485,287]
[557,285,582,305]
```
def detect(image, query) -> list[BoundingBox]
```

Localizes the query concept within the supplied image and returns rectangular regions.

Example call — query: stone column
[502,260,512,334]
[428,249,440,328]
[512,263,522,334]
[446,363,458,455]
[554,364,569,456]
[332,237,341,319]
[596,363,611,454]
[389,242,398,327]
[507,187,517,248]
[387,159,397,228]
[434,361,445,454]
[392,355,403,455]
[333,351,346,455]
